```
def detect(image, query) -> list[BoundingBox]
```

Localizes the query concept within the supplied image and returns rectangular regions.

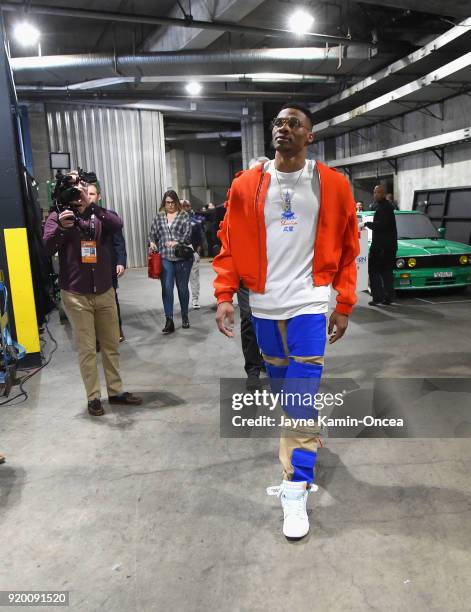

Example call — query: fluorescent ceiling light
[186,81,202,96]
[14,22,40,47]
[288,9,315,35]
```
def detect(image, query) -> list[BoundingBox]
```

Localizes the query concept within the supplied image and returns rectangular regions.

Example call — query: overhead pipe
[10,46,371,78]
[14,73,338,91]
[0,2,370,47]
[15,88,325,101]
[165,133,241,142]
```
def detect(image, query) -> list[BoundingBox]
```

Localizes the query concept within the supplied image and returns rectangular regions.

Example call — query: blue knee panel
[265,364,288,378]
[291,448,317,484]
[265,365,288,394]
[282,362,323,419]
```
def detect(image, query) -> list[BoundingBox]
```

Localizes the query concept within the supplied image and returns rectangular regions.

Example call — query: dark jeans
[237,284,263,377]
[369,252,395,303]
[161,258,193,318]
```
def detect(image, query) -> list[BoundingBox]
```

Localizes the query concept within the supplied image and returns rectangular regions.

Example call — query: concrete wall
[166,141,240,209]
[241,102,265,170]
[327,93,471,210]
[27,102,53,210]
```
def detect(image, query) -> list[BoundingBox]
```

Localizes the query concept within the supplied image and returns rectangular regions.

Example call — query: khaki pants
[189,251,200,302]
[61,288,123,401]
[279,424,321,481]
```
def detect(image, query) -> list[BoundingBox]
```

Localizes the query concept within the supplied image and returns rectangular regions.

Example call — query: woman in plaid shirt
[149,190,193,334]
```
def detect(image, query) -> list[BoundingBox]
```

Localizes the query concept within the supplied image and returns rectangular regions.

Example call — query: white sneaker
[267,480,318,539]
[192,300,200,310]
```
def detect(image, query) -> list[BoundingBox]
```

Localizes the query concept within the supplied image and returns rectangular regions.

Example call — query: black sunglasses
[270,116,306,130]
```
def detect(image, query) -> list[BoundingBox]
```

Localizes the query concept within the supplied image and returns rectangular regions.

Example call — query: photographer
[43,170,142,416]
[87,183,127,342]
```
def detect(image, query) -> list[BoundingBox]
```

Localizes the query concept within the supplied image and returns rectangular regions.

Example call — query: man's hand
[58,210,75,229]
[328,311,349,344]
[116,265,125,278]
[216,302,235,338]
[77,183,91,207]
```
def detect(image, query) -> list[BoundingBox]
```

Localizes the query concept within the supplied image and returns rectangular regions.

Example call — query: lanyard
[89,214,96,240]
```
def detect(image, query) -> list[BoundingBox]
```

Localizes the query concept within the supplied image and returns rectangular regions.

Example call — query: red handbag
[148,252,162,279]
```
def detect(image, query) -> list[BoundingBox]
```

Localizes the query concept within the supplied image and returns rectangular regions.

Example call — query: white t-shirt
[249,159,330,319]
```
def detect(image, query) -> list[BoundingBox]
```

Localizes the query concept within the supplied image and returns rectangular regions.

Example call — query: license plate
[434,271,453,278]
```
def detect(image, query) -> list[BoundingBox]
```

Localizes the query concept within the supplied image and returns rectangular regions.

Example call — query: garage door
[413,187,471,245]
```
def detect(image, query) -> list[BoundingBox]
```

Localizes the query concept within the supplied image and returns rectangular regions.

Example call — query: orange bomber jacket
[212,160,360,316]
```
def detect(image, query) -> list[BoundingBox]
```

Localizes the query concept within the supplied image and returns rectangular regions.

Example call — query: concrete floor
[1,261,471,612]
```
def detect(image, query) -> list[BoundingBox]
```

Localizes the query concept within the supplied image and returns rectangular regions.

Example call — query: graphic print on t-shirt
[280,189,298,232]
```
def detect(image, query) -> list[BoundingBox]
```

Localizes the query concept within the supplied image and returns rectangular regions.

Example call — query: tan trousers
[279,424,321,481]
[61,288,123,401]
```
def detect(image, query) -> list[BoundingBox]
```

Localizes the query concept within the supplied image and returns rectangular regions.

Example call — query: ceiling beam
[142,0,266,52]
[0,2,369,46]
[356,0,471,19]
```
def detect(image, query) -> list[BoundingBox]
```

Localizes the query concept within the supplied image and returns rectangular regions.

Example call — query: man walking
[363,185,398,306]
[213,103,359,539]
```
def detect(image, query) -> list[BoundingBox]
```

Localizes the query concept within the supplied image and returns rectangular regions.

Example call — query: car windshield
[395,214,439,239]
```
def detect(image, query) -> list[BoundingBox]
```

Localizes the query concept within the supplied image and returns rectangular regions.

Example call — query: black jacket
[365,200,398,256]
[104,209,127,288]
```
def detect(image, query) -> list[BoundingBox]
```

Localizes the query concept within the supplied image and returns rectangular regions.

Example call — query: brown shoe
[88,398,105,416]
[108,392,143,405]
[0,453,5,464]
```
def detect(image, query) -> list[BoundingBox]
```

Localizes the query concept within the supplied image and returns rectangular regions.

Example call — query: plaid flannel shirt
[148,211,192,261]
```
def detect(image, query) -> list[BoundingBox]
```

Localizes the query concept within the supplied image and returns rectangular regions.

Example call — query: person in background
[112,230,127,342]
[369,184,393,211]
[205,203,218,257]
[386,193,399,210]
[148,190,193,334]
[88,184,127,342]
[361,185,398,306]
[238,156,271,389]
[194,206,209,257]
[43,171,142,416]
[356,201,364,212]
[181,199,203,309]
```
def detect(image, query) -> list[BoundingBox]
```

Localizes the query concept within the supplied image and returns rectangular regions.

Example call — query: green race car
[358,210,471,290]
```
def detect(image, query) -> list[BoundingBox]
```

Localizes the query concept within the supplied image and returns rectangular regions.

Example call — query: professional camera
[52,167,97,213]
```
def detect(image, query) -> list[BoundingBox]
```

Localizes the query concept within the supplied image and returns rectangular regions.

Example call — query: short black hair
[279,102,313,128]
